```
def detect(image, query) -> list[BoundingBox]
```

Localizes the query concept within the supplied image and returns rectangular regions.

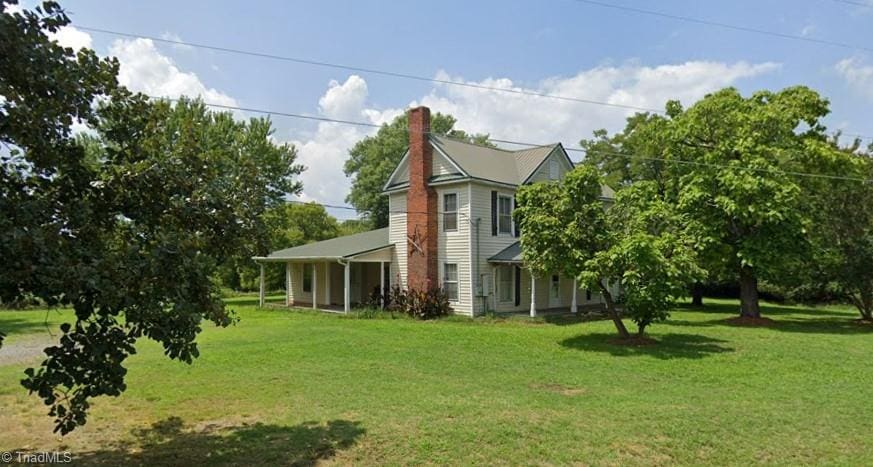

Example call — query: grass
[0,297,871,465]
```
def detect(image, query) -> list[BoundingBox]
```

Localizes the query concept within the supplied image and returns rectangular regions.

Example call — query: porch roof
[254,228,392,262]
[489,241,523,264]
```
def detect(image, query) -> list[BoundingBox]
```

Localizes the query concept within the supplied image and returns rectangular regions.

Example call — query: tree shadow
[668,316,873,336]
[66,417,365,466]
[559,332,733,359]
[677,301,852,319]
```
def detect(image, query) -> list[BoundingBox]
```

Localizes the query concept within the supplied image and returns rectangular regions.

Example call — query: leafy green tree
[516,166,699,338]
[800,141,873,321]
[223,202,341,291]
[1,2,302,433]
[668,87,835,319]
[344,113,491,227]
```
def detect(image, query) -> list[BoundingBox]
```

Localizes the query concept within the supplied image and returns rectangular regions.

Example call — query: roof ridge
[510,142,560,153]
[430,133,515,153]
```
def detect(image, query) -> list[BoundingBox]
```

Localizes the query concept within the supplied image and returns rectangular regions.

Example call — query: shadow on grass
[668,316,873,335]
[677,301,852,319]
[559,332,733,359]
[0,316,61,338]
[66,417,364,466]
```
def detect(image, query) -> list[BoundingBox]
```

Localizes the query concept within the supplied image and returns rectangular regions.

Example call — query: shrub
[387,285,452,320]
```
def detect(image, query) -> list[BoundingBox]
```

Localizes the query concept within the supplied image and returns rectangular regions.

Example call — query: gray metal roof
[488,241,523,263]
[258,228,391,261]
[429,135,559,186]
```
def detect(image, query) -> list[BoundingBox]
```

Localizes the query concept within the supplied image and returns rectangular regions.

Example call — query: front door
[351,263,362,303]
[549,274,561,308]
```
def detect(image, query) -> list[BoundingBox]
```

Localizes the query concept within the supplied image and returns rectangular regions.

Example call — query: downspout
[474,217,481,316]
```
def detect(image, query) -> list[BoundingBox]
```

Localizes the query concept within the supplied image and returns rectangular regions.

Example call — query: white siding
[433,151,461,176]
[388,192,407,290]
[436,183,472,315]
[469,182,524,314]
[527,148,572,183]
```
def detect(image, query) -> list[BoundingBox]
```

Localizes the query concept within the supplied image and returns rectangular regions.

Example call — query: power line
[145,96,873,184]
[568,0,873,53]
[80,25,663,114]
[828,0,873,8]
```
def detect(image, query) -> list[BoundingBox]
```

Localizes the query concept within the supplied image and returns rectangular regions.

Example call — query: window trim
[497,193,514,236]
[497,265,514,303]
[442,191,459,233]
[443,263,459,303]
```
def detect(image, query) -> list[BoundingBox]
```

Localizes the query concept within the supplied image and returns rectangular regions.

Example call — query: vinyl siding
[526,148,572,183]
[437,183,473,315]
[388,192,408,289]
[469,182,524,314]
[433,151,461,176]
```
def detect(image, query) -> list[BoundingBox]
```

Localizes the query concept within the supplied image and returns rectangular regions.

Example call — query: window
[550,274,560,300]
[443,263,458,302]
[302,263,312,293]
[498,265,513,302]
[443,193,458,232]
[498,195,513,235]
[549,158,560,180]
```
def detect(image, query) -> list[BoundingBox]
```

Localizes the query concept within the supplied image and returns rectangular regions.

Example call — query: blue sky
[19,0,873,216]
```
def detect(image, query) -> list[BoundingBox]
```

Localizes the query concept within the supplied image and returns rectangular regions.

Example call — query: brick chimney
[406,106,438,291]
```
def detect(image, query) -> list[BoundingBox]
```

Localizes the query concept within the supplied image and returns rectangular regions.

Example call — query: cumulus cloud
[289,76,402,210]
[109,38,237,107]
[835,57,873,100]
[413,61,779,153]
[291,61,777,209]
[50,25,93,51]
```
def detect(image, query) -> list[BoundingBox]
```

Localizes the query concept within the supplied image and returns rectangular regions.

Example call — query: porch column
[571,277,578,314]
[258,262,265,308]
[344,261,351,313]
[324,262,330,306]
[286,262,292,306]
[312,263,318,310]
[380,261,386,309]
[529,271,537,317]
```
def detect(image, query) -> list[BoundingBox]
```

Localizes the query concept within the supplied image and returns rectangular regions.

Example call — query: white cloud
[835,57,873,100]
[289,76,401,210]
[414,60,779,152]
[290,61,777,209]
[109,38,237,107]
[50,25,93,51]
[160,31,194,52]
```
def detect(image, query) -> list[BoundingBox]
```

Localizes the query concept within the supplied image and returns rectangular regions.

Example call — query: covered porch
[252,228,393,313]
[488,241,613,317]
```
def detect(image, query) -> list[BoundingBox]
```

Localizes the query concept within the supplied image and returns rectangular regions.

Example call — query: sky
[10,0,873,219]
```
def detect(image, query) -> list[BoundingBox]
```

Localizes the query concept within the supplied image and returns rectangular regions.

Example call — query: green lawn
[1,297,871,465]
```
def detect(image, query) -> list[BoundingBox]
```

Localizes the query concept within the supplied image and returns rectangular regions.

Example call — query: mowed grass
[0,297,871,466]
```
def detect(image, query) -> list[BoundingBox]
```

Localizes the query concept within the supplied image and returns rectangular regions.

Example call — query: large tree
[1,1,302,433]
[667,87,837,319]
[344,113,490,227]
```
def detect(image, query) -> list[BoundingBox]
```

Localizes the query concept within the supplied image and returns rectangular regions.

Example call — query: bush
[386,285,452,320]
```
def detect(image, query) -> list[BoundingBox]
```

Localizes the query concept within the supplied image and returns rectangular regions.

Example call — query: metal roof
[488,241,523,263]
[429,135,559,186]
[257,228,392,261]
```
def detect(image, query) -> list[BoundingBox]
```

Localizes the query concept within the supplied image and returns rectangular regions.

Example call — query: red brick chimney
[406,106,438,291]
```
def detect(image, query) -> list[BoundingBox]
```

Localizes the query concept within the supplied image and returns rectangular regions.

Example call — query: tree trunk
[738,266,761,318]
[599,281,631,339]
[856,287,873,321]
[691,283,704,307]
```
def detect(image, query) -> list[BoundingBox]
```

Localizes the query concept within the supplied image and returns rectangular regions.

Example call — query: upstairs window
[443,263,459,302]
[549,158,560,180]
[498,195,513,235]
[443,193,458,232]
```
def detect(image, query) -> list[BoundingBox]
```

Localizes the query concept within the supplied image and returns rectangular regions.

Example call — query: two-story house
[254,106,616,316]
